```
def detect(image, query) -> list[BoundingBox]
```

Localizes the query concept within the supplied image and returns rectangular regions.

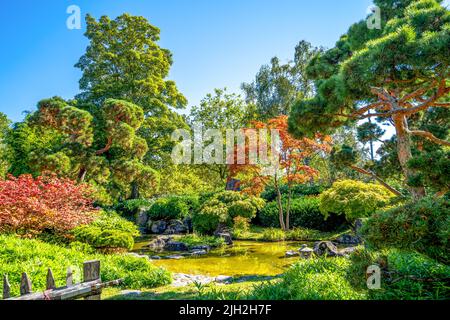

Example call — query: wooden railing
[2,260,122,300]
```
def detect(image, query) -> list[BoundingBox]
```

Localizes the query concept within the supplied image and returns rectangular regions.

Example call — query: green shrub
[177,234,225,249]
[319,180,395,222]
[192,200,229,234]
[259,197,346,231]
[192,191,265,234]
[114,199,153,217]
[347,248,450,300]
[261,183,327,202]
[261,228,286,241]
[0,234,171,297]
[362,196,450,263]
[249,258,366,300]
[148,195,199,220]
[72,210,139,251]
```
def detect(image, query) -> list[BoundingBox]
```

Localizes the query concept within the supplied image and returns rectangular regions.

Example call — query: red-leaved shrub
[0,174,96,235]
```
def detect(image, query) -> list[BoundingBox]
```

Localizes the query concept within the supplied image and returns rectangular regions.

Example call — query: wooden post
[20,272,32,295]
[83,260,101,300]
[66,267,73,287]
[46,268,56,290]
[3,275,11,299]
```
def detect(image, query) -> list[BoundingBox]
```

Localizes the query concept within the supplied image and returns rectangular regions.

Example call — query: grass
[234,226,350,242]
[0,234,171,297]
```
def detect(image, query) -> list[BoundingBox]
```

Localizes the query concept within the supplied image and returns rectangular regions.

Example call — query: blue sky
[0,0,377,122]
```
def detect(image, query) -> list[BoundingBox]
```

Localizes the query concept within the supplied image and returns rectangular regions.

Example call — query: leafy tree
[0,174,96,235]
[230,116,332,230]
[289,0,450,199]
[242,40,320,120]
[26,97,159,200]
[0,113,11,178]
[76,14,187,115]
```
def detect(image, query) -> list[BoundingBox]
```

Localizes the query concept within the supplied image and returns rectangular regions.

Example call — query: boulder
[165,220,188,235]
[191,245,211,252]
[135,209,149,231]
[146,236,167,250]
[299,246,314,259]
[335,233,361,245]
[339,246,358,256]
[150,255,162,260]
[216,275,233,283]
[285,250,300,257]
[183,217,193,233]
[217,233,233,245]
[149,220,167,234]
[166,255,184,260]
[190,250,208,256]
[313,241,340,257]
[164,241,189,252]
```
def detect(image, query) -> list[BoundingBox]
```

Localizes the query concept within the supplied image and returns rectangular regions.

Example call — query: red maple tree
[0,174,97,235]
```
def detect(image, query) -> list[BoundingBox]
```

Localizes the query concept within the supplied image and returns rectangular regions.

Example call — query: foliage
[0,174,96,235]
[192,191,264,234]
[148,195,199,221]
[289,0,450,199]
[177,234,225,249]
[261,183,326,202]
[0,112,11,178]
[232,216,251,238]
[319,180,395,222]
[249,258,366,300]
[114,198,153,217]
[75,14,186,113]
[261,228,286,242]
[241,40,320,120]
[0,234,171,296]
[362,196,450,263]
[260,197,346,231]
[72,210,139,251]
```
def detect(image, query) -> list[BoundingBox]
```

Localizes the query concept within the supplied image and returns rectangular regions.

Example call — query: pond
[133,238,309,277]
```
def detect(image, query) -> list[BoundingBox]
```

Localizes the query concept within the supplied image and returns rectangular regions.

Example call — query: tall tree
[242,40,320,120]
[0,113,11,178]
[75,14,187,115]
[289,0,450,199]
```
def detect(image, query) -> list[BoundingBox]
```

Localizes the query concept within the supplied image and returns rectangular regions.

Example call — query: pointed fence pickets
[1,260,122,300]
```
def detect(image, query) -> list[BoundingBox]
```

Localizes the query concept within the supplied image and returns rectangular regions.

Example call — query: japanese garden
[0,0,448,301]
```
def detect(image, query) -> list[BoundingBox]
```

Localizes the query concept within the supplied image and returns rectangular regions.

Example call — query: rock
[183,217,193,233]
[126,252,149,260]
[339,246,357,256]
[299,246,314,259]
[165,220,188,235]
[150,255,162,260]
[167,255,184,259]
[190,250,208,256]
[146,236,167,250]
[217,233,233,245]
[120,290,142,296]
[216,275,233,283]
[191,245,211,252]
[149,220,167,234]
[135,208,149,231]
[355,219,364,235]
[164,241,189,252]
[336,233,361,245]
[285,250,300,257]
[313,241,340,257]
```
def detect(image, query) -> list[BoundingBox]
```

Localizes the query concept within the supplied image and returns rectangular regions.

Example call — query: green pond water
[133,238,308,277]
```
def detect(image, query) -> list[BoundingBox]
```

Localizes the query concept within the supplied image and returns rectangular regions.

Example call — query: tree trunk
[392,113,426,199]
[78,167,87,183]
[349,165,403,196]
[130,181,140,199]
[285,188,292,231]
[274,175,286,231]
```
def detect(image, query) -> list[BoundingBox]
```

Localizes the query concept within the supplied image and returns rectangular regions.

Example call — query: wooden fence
[2,260,122,300]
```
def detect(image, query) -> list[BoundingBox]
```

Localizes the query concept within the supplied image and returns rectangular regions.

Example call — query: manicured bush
[114,199,153,217]
[192,191,265,234]
[259,197,346,231]
[319,180,395,222]
[0,174,96,235]
[72,210,140,251]
[148,195,199,220]
[261,183,327,202]
[0,234,171,297]
[362,196,450,263]
[232,216,250,238]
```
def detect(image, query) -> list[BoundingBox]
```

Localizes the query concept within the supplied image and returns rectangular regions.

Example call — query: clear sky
[0,0,378,123]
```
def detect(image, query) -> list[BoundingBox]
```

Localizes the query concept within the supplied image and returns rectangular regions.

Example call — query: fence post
[83,260,101,300]
[3,275,11,299]
[46,268,56,290]
[66,267,73,287]
[20,273,32,295]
